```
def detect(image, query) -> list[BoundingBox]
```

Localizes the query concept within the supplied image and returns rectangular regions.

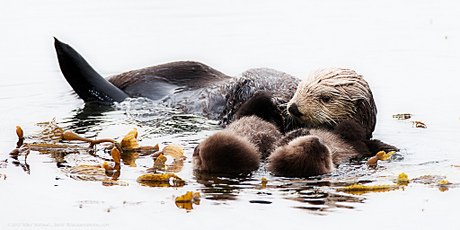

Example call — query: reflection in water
[194,173,255,201]
[63,103,116,135]
[194,166,392,213]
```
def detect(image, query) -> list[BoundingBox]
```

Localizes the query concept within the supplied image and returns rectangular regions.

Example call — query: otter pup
[193,116,282,175]
[268,120,372,177]
[193,93,283,175]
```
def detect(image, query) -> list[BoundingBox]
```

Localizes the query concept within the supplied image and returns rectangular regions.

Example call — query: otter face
[268,135,334,177]
[287,68,377,138]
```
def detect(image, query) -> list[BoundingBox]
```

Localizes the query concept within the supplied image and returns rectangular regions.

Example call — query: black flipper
[365,139,400,154]
[54,38,128,103]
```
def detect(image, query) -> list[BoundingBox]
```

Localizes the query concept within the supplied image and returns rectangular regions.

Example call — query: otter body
[193,116,282,175]
[268,121,372,177]
[55,38,396,152]
[193,93,283,175]
[54,38,298,123]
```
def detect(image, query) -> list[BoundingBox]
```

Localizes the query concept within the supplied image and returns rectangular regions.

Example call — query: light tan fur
[287,68,377,138]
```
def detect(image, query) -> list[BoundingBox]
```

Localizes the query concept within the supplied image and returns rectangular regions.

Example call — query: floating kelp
[64,147,123,184]
[396,173,410,186]
[10,126,28,157]
[120,128,159,154]
[175,191,201,211]
[367,151,395,166]
[410,175,456,192]
[121,128,140,150]
[35,119,65,142]
[412,121,427,128]
[137,173,185,187]
[261,177,268,189]
[392,113,412,120]
[337,184,400,195]
[161,144,185,159]
[411,175,446,185]
[62,130,117,148]
[148,144,186,173]
[102,179,129,187]
[0,173,6,180]
[64,164,108,181]
[151,154,167,171]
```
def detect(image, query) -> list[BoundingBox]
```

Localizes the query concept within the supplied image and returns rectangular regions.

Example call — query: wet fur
[234,91,285,132]
[268,120,372,177]
[288,68,377,139]
[193,116,282,175]
[193,132,260,175]
[193,93,283,175]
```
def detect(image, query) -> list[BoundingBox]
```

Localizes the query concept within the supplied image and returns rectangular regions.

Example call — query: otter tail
[54,38,128,103]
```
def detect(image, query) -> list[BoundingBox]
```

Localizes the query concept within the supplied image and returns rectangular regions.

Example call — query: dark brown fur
[268,136,333,177]
[193,132,260,175]
[234,91,284,132]
[268,120,372,177]
[193,116,282,175]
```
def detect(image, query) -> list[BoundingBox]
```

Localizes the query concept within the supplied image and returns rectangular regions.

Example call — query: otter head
[287,68,377,139]
[268,135,334,177]
[193,131,260,176]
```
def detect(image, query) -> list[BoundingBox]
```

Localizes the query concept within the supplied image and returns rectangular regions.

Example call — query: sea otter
[54,38,394,150]
[193,93,283,175]
[193,116,282,175]
[268,120,372,177]
[54,38,298,126]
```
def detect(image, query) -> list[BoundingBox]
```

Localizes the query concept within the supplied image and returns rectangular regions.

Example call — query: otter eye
[320,95,332,103]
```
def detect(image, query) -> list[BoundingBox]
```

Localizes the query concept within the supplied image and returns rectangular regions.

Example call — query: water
[1,0,460,229]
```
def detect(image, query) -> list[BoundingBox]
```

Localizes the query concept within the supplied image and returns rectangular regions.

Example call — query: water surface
[1,0,459,229]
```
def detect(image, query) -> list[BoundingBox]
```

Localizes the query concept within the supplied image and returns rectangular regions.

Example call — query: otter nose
[288,103,302,117]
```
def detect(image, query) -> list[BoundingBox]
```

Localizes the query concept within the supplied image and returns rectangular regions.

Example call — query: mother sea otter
[54,38,386,143]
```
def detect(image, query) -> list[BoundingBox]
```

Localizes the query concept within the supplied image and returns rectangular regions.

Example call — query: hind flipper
[54,38,128,103]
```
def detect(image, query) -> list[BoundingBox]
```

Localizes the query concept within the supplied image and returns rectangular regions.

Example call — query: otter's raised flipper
[54,38,129,103]
[55,38,231,103]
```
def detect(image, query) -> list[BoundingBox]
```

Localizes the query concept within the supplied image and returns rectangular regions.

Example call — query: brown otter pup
[193,93,282,175]
[268,120,372,177]
[193,116,282,175]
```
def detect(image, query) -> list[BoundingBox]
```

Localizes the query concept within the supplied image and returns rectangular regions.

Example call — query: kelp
[175,191,201,211]
[337,184,400,195]
[367,151,395,166]
[412,121,427,128]
[148,144,186,173]
[137,173,185,187]
[64,147,123,183]
[9,126,31,166]
[392,113,412,120]
[396,173,409,186]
